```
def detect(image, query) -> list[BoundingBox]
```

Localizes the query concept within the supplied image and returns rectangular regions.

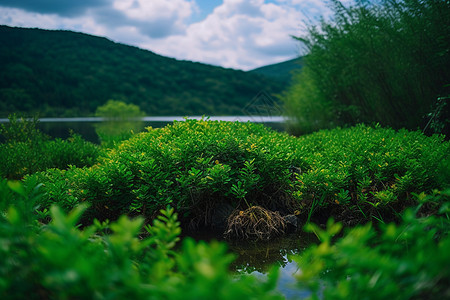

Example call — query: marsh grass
[283,0,450,135]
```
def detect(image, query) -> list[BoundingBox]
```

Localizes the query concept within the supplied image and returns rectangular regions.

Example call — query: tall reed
[283,0,450,135]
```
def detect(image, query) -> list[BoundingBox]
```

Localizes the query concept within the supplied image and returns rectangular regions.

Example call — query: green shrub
[282,68,335,135]
[293,124,450,224]
[94,99,146,148]
[29,120,302,224]
[294,189,450,299]
[0,133,99,180]
[0,114,99,179]
[95,99,145,120]
[26,121,449,228]
[0,114,46,143]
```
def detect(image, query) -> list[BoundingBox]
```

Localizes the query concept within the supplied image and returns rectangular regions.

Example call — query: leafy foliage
[95,99,145,120]
[2,181,449,299]
[94,100,145,148]
[292,124,450,224]
[26,121,449,228]
[282,0,450,135]
[294,189,450,299]
[0,180,283,300]
[0,113,45,143]
[0,25,285,118]
[28,120,301,225]
[0,114,99,179]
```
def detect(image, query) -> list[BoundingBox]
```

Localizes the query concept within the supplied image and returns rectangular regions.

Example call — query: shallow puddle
[184,229,318,299]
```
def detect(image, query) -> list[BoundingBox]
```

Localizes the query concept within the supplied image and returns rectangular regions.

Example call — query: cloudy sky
[0,0,332,70]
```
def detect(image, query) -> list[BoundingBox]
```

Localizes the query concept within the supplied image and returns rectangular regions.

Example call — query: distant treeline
[283,0,450,136]
[0,26,286,117]
[249,57,303,83]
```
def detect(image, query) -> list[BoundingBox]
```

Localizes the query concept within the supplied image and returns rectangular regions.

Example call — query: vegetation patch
[294,189,450,299]
[27,119,301,226]
[1,118,449,297]
[293,124,449,225]
[282,0,450,135]
[0,114,99,179]
[0,179,284,299]
[25,120,449,233]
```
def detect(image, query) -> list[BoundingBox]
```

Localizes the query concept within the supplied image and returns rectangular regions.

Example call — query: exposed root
[224,206,286,241]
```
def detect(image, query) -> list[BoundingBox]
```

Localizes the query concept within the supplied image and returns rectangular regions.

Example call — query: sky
[0,0,333,70]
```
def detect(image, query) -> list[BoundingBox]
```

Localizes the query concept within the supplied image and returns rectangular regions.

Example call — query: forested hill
[249,57,303,83]
[0,25,286,117]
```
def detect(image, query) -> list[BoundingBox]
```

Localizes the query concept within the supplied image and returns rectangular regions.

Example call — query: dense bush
[0,114,44,143]
[283,0,450,135]
[28,120,302,225]
[293,124,450,224]
[95,99,145,120]
[26,120,449,228]
[0,114,99,179]
[294,189,450,299]
[0,179,283,299]
[94,100,145,148]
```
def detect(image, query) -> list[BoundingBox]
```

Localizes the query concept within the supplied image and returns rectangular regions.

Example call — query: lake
[0,116,289,143]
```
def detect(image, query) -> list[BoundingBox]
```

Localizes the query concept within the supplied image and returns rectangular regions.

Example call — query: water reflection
[183,230,318,299]
[229,232,316,273]
[95,120,144,147]
[229,232,317,299]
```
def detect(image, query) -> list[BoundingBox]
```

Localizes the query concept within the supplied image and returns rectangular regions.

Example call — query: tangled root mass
[224,206,286,241]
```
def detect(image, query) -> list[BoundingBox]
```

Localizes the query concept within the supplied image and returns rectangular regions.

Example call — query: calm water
[185,229,318,299]
[7,116,289,143]
[229,232,317,299]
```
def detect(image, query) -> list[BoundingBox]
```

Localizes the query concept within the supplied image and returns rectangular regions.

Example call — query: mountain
[0,25,287,117]
[249,57,303,83]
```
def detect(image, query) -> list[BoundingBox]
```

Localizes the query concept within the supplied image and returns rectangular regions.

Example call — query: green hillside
[249,57,303,83]
[0,26,286,117]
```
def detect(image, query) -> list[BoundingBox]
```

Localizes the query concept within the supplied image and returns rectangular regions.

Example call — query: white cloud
[140,0,305,70]
[113,0,192,21]
[111,0,196,37]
